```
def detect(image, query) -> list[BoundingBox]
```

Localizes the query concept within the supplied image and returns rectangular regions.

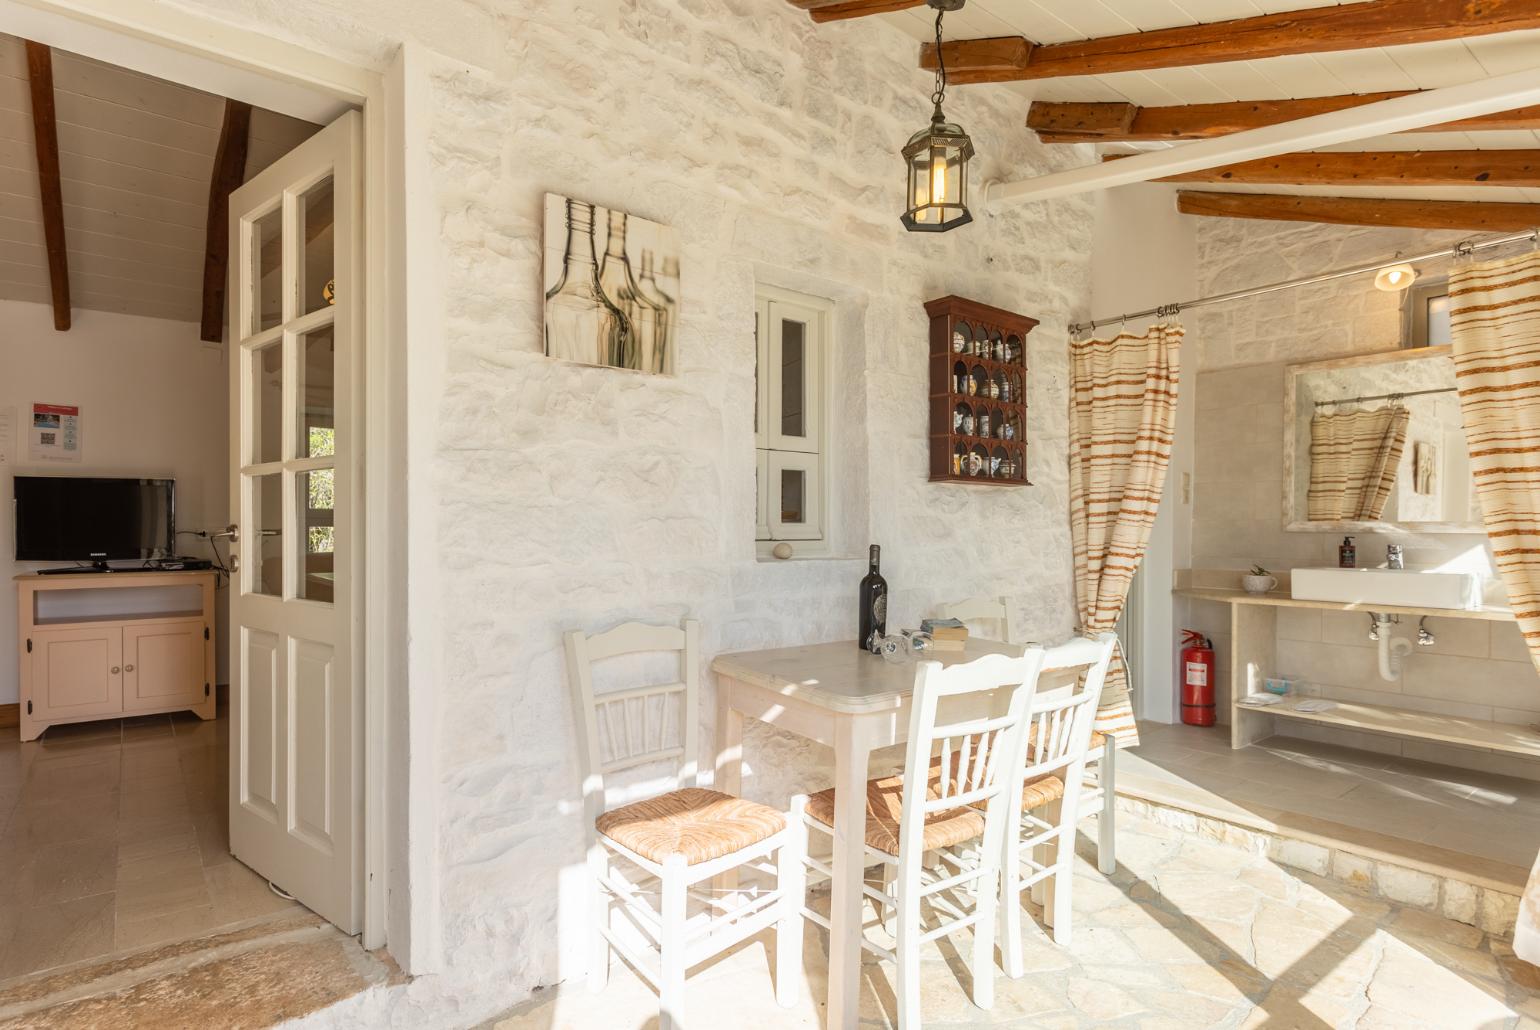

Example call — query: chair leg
[1052,818,1076,947]
[971,863,998,1011]
[1039,799,1061,930]
[896,860,922,1030]
[659,853,689,1030]
[587,843,611,994]
[776,798,807,1009]
[882,863,898,936]
[999,821,1025,979]
[1097,745,1117,876]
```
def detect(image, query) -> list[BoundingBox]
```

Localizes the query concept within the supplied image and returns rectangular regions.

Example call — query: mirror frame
[1283,344,1480,534]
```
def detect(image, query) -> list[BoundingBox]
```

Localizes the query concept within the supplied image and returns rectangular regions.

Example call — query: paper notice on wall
[29,402,82,462]
[0,405,14,465]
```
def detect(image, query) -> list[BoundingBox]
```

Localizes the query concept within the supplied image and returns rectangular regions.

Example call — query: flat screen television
[13,476,175,564]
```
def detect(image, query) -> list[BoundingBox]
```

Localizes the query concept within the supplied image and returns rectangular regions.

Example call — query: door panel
[123,621,204,711]
[228,109,360,933]
[32,628,122,720]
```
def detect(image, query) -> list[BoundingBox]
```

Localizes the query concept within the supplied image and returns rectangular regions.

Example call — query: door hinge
[26,700,32,715]
[26,638,32,653]
[204,626,210,641]
[205,683,211,697]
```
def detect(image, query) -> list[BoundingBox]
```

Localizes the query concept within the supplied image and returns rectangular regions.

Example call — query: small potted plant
[1243,564,1277,594]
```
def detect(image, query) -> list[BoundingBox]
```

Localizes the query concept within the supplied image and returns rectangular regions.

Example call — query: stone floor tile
[1366,936,1516,1026]
[0,893,116,981]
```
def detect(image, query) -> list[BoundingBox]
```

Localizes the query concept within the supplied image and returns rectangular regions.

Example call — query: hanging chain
[932,9,947,109]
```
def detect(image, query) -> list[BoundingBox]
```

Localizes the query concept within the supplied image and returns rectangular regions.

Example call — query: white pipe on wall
[988,66,1540,205]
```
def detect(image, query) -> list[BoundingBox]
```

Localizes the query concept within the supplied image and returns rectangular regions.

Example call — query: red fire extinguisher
[1181,630,1216,727]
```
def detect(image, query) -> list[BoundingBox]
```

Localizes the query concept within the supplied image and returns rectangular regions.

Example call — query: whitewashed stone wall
[169,0,1095,1023]
[1184,216,1540,776]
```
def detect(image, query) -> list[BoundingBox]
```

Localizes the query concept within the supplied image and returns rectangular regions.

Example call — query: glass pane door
[238,169,337,606]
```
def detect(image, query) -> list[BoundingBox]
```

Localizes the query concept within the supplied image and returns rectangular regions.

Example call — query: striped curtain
[1069,324,1183,748]
[1449,250,1540,961]
[1307,406,1411,521]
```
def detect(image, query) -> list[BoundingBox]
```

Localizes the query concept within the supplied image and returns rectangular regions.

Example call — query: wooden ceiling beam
[1177,190,1540,231]
[1127,149,1540,187]
[24,41,69,332]
[1030,95,1540,143]
[921,0,1540,84]
[787,0,924,22]
[200,99,252,344]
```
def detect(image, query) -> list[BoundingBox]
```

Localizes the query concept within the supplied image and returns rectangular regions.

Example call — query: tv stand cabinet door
[123,620,206,713]
[31,627,124,723]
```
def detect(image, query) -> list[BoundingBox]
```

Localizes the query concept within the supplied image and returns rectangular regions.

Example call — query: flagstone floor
[489,813,1540,1030]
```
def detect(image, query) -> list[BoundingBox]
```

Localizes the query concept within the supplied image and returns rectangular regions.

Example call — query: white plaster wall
[154,0,1095,1022]
[0,300,230,704]
[1181,218,1540,776]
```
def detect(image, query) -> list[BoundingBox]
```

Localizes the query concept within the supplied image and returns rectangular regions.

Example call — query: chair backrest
[1021,633,1116,784]
[936,595,1019,645]
[565,619,701,821]
[898,648,1047,865]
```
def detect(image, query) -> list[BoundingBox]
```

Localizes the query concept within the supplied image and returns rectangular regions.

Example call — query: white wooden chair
[995,633,1115,962]
[799,648,1047,1028]
[566,619,805,1030]
[936,596,1118,878]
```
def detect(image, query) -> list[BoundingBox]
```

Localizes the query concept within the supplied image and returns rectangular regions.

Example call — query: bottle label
[873,593,887,625]
[1185,661,1207,687]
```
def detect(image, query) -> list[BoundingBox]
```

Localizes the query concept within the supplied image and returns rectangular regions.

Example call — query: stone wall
[167,0,1097,1022]
[1183,216,1540,777]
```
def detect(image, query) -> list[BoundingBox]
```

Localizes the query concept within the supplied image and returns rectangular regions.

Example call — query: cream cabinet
[17,571,217,740]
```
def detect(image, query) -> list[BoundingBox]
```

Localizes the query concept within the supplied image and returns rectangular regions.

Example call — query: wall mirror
[1284,346,1482,533]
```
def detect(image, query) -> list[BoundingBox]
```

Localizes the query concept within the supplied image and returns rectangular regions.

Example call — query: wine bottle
[858,544,888,652]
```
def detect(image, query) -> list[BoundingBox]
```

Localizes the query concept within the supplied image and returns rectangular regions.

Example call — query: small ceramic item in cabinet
[952,327,967,353]
[978,412,990,438]
[961,413,975,435]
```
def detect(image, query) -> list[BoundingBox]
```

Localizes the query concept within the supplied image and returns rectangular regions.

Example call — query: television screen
[14,476,175,562]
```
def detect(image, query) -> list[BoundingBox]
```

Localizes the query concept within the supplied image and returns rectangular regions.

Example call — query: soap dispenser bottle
[1339,536,1356,568]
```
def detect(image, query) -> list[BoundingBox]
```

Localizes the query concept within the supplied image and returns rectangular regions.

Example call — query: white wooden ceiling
[0,33,319,324]
[882,1,1540,203]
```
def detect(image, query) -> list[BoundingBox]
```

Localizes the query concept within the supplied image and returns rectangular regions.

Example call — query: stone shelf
[1253,698,1540,758]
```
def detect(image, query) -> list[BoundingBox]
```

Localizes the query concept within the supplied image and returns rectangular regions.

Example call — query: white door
[228,111,361,933]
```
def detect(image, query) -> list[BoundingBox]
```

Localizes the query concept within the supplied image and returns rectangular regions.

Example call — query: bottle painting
[544,198,628,366]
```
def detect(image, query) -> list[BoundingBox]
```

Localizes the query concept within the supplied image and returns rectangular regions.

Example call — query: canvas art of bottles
[543,195,680,375]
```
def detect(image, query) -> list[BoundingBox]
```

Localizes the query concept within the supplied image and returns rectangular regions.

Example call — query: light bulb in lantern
[1374,263,1417,292]
[930,149,948,205]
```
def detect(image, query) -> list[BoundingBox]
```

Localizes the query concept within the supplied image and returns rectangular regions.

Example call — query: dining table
[710,637,1019,1029]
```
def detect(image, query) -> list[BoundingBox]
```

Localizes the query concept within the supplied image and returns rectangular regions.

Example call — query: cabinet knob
[111,666,121,675]
[124,664,135,673]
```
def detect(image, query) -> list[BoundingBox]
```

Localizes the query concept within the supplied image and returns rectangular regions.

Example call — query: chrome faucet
[1387,544,1405,570]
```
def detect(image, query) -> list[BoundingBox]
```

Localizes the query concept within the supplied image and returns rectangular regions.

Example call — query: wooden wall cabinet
[925,295,1037,485]
[16,571,217,740]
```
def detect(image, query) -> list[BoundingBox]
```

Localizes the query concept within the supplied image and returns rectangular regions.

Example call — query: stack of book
[920,618,969,652]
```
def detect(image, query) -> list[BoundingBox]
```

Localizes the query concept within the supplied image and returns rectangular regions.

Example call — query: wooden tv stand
[16,570,217,741]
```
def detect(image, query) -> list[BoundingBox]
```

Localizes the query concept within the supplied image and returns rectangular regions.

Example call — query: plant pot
[1242,574,1277,595]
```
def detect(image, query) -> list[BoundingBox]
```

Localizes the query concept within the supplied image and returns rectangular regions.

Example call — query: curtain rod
[1068,226,1539,338]
[1315,386,1457,407]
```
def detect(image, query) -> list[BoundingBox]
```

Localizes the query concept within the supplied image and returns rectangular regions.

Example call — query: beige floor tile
[114,868,212,924]
[112,903,222,954]
[21,753,121,804]
[0,892,115,981]
[117,838,204,887]
[18,837,119,907]
[204,861,301,925]
[2,794,119,851]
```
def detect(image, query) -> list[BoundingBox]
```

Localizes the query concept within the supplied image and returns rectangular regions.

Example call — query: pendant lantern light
[901,0,974,233]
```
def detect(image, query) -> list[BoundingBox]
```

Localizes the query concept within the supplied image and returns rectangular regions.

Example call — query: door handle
[210,523,239,543]
[229,554,241,573]
[111,666,121,675]
[124,664,135,673]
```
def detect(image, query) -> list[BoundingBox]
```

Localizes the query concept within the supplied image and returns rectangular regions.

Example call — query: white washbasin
[1290,567,1482,611]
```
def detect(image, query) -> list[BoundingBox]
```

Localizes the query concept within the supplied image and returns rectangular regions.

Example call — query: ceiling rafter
[1029,96,1540,143]
[918,0,1540,84]
[200,99,252,343]
[1177,191,1540,231]
[1115,149,1540,187]
[23,40,69,332]
[787,0,925,21]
